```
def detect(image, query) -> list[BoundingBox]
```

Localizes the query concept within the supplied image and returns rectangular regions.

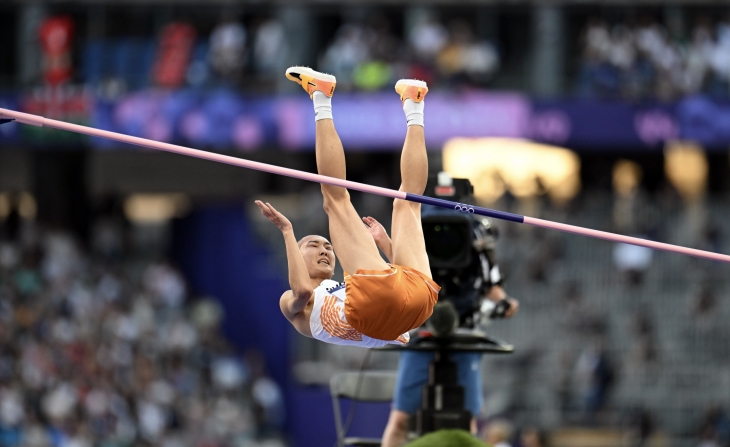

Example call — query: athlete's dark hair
[297,235,330,249]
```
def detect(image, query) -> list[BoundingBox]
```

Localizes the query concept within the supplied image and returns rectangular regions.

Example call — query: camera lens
[423,219,471,267]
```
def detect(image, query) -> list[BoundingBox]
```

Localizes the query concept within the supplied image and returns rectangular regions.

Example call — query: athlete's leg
[390,80,432,277]
[285,66,388,274]
[315,119,389,274]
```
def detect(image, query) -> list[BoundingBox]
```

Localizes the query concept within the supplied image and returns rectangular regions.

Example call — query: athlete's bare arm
[362,216,393,263]
[255,201,313,319]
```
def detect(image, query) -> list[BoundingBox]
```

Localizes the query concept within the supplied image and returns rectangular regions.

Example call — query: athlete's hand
[255,201,293,233]
[362,216,388,243]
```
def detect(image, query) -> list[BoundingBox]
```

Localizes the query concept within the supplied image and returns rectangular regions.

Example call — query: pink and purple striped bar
[1,107,729,263]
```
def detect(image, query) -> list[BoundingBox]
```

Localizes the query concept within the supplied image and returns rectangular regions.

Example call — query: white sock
[312,91,332,121]
[403,98,424,127]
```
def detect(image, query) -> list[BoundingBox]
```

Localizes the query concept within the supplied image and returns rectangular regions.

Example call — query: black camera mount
[379,330,513,435]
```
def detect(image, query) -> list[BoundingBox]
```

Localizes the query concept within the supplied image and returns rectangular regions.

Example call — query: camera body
[422,174,502,328]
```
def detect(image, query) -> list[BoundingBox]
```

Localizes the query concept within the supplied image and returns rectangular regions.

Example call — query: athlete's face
[299,235,336,278]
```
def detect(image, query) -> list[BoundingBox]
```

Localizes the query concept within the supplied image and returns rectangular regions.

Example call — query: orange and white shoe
[285,66,336,99]
[395,79,428,103]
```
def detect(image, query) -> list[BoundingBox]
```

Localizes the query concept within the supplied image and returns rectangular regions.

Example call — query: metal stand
[418,349,472,433]
[378,330,513,436]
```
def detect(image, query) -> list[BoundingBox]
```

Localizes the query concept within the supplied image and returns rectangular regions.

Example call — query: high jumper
[255,67,448,346]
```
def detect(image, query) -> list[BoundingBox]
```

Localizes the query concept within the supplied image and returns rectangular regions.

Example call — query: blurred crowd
[319,14,499,92]
[578,15,730,100]
[80,15,292,93]
[203,16,289,89]
[479,187,729,444]
[80,12,500,94]
[15,5,730,100]
[0,222,284,447]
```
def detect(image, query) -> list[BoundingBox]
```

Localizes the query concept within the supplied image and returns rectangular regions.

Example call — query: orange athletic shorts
[343,264,440,341]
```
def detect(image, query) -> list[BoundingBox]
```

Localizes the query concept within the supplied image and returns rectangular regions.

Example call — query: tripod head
[402,328,513,354]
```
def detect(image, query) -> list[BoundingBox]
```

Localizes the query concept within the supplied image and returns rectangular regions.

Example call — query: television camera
[422,172,512,333]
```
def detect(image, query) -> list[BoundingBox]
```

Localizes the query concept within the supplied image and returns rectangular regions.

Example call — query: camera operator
[378,176,519,447]
[381,289,518,446]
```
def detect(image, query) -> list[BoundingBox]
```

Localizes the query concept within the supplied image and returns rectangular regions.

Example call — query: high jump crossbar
[1,107,728,264]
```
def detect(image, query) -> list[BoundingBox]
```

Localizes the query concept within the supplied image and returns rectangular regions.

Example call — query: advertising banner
[91,89,531,151]
[19,86,94,147]
[152,23,197,89]
[5,88,730,151]
[530,100,679,150]
[91,89,278,150]
[675,96,730,149]
[39,16,74,86]
[277,91,531,150]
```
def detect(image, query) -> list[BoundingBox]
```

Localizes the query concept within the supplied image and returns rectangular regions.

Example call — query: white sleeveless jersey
[309,279,409,348]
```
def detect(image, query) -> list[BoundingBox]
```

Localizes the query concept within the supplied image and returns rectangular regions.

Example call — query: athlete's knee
[398,181,427,197]
[322,187,350,213]
[393,198,420,214]
[393,198,409,210]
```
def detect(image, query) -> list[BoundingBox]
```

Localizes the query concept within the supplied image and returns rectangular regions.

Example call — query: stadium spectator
[352,16,401,91]
[321,15,499,92]
[483,418,515,447]
[559,282,605,338]
[209,17,247,84]
[697,406,730,447]
[625,308,659,381]
[691,283,717,323]
[525,229,564,284]
[578,15,730,99]
[252,18,288,79]
[519,426,549,447]
[436,20,500,87]
[408,13,448,62]
[320,22,374,91]
[621,407,654,447]
[701,220,723,255]
[575,340,615,424]
[0,226,284,447]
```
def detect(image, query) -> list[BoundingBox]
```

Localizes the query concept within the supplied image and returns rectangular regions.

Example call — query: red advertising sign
[152,23,196,88]
[38,16,74,86]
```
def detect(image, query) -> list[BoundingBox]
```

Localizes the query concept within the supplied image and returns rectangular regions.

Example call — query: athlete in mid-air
[255,66,437,347]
